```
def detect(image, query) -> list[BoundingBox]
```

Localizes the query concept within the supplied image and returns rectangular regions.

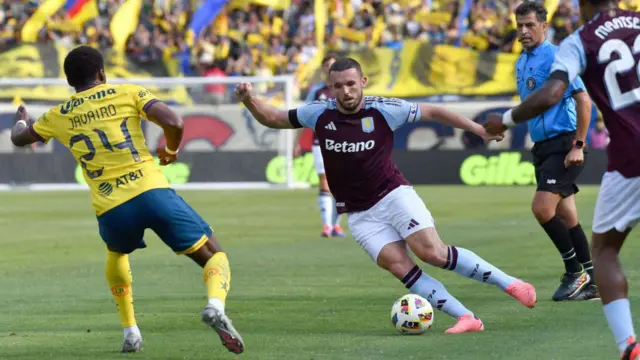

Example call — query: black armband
[549,70,570,85]
[288,109,302,128]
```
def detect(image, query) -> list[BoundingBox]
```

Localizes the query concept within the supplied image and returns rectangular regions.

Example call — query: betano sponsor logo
[325,139,375,153]
[459,152,535,186]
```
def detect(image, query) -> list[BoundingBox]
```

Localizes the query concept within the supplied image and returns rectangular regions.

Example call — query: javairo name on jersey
[69,104,118,130]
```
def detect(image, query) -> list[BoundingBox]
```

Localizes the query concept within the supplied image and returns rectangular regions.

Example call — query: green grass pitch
[0,186,637,360]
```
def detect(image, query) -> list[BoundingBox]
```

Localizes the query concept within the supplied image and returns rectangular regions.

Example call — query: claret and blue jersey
[288,96,421,214]
[516,40,587,143]
[550,9,640,177]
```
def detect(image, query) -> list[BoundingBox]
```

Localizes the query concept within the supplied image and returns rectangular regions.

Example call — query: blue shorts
[97,188,212,254]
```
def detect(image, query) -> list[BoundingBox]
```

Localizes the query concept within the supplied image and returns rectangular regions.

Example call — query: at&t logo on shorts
[99,182,113,196]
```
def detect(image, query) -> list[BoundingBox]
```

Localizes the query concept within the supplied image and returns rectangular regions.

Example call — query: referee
[512,2,598,301]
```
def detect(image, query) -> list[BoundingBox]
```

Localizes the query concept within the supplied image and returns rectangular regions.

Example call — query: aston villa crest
[361,117,374,133]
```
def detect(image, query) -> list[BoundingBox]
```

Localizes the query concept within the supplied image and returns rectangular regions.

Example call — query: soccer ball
[390,294,434,335]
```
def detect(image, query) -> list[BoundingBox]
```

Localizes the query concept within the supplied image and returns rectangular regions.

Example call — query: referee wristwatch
[574,140,584,149]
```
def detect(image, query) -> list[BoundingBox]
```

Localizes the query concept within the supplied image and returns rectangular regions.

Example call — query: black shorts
[531,132,585,198]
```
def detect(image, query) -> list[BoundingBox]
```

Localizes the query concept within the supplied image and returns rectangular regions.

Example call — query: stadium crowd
[0,0,595,75]
[0,0,614,143]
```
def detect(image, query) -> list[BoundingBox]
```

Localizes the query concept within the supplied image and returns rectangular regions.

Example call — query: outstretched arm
[485,32,586,135]
[235,82,294,129]
[483,76,568,135]
[510,77,568,125]
[419,103,504,142]
[11,105,39,147]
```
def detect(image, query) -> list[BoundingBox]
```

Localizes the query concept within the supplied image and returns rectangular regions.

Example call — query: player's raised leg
[349,193,483,334]
[375,240,484,334]
[389,186,537,308]
[185,237,244,354]
[556,195,599,301]
[406,228,537,309]
[532,190,588,301]
[149,188,244,354]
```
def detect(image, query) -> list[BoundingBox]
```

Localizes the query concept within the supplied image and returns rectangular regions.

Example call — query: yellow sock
[105,251,136,328]
[204,252,231,309]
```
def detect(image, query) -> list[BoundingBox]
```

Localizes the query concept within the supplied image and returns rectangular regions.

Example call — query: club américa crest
[527,77,536,90]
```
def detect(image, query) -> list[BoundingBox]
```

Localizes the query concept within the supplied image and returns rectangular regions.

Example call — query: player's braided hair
[63,45,105,89]
[515,1,548,23]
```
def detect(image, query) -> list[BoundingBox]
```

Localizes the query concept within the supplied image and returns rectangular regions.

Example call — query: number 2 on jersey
[600,34,640,110]
[69,118,141,179]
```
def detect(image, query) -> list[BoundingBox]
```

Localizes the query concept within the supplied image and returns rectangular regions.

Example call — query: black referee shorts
[531,132,585,198]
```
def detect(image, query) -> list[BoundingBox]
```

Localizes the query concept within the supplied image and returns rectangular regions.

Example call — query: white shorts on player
[592,171,640,234]
[348,185,434,261]
[312,144,325,175]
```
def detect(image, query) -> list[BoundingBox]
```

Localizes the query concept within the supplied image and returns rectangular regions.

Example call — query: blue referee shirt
[516,40,586,143]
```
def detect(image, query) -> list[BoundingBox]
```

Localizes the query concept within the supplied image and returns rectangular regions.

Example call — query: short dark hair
[64,46,104,89]
[515,1,548,23]
[586,0,614,6]
[322,53,338,66]
[328,57,363,77]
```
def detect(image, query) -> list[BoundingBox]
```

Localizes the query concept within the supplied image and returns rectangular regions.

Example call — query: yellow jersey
[30,83,170,216]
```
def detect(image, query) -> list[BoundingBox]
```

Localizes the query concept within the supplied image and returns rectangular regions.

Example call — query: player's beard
[339,90,363,113]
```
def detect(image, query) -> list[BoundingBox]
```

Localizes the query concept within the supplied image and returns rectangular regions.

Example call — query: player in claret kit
[484,0,640,357]
[235,57,537,334]
[10,46,244,355]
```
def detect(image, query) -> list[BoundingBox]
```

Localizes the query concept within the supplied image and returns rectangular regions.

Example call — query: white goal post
[0,75,311,191]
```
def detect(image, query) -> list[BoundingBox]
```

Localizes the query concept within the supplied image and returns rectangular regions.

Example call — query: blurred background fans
[0,0,604,99]
[0,0,610,152]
